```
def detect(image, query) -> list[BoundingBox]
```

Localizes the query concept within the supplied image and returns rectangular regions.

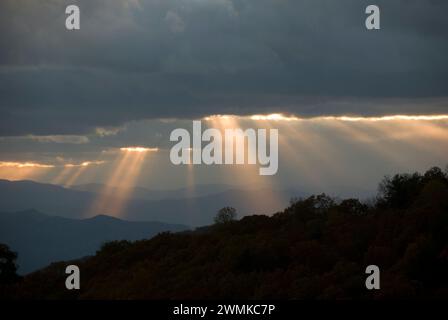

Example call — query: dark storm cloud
[1,0,448,135]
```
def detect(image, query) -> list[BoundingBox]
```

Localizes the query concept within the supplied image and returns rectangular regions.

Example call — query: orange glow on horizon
[0,160,105,185]
[0,161,55,181]
[0,161,55,168]
[204,113,448,122]
[320,114,448,122]
[120,147,158,153]
[64,161,105,168]
[250,114,300,121]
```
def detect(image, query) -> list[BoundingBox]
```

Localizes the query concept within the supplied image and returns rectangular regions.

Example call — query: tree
[0,243,19,285]
[338,199,368,215]
[377,173,423,209]
[423,166,446,182]
[214,207,237,224]
[377,167,448,210]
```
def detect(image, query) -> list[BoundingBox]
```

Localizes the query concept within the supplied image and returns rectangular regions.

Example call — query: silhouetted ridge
[0,210,189,274]
[87,214,123,222]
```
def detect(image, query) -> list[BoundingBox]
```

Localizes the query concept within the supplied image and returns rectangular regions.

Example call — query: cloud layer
[1,0,448,135]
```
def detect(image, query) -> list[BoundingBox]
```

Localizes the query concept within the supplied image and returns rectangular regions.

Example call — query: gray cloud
[1,0,448,135]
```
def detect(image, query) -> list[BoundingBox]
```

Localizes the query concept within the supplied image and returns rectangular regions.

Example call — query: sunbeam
[87,147,156,217]
[203,115,286,213]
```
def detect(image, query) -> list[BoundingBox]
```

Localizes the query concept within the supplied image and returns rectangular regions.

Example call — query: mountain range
[0,179,292,226]
[69,183,235,201]
[0,179,373,274]
[0,209,188,274]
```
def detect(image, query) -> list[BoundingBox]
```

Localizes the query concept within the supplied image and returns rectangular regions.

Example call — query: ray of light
[87,147,154,217]
[51,161,105,186]
[51,166,74,185]
[204,115,286,214]
[182,148,198,226]
[276,122,342,189]
[205,113,448,192]
[63,166,89,187]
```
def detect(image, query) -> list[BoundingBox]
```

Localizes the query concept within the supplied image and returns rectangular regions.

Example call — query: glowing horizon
[0,161,55,168]
[1,112,447,197]
[204,113,448,122]
[120,147,159,153]
[64,161,105,168]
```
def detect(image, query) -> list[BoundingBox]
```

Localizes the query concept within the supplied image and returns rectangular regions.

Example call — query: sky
[0,0,448,197]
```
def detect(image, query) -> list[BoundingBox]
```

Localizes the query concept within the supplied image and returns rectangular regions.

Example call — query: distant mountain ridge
[0,209,188,274]
[0,179,292,226]
[69,183,235,201]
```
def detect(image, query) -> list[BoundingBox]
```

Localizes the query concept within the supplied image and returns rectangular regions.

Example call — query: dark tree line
[0,244,19,285]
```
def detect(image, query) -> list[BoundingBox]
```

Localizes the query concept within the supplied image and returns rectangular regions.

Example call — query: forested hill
[6,167,448,299]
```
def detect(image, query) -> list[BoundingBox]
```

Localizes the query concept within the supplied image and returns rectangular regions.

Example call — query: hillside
[5,167,448,299]
[0,210,188,274]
